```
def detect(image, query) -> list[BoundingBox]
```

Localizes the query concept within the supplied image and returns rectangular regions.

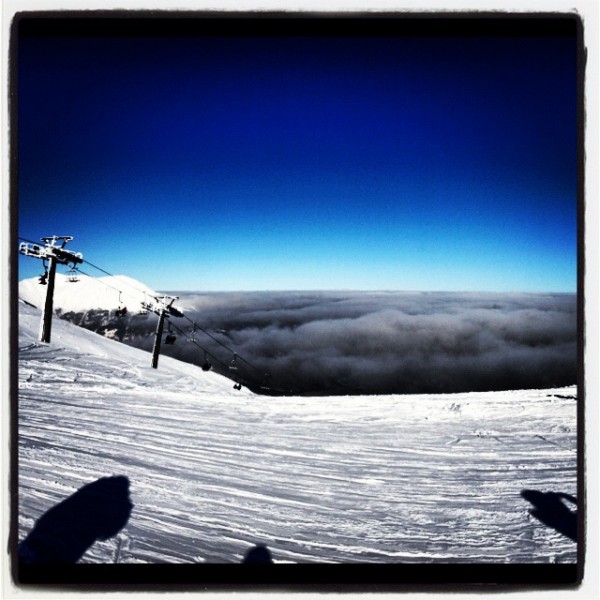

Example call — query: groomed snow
[17,300,578,564]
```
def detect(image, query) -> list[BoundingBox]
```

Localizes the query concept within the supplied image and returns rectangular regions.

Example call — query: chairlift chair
[229,353,238,371]
[112,291,127,318]
[67,267,80,282]
[138,294,152,316]
[115,306,128,318]
[164,322,177,345]
[138,300,153,317]
[260,373,271,390]
[201,361,212,372]
[38,260,49,285]
[201,351,212,371]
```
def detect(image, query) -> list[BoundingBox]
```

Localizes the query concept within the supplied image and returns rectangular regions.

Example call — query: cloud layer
[138,291,577,396]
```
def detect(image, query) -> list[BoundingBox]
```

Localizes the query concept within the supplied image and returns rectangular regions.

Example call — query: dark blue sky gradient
[17,19,579,291]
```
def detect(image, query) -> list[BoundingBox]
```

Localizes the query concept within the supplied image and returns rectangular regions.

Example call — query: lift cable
[77,262,161,315]
[81,262,272,385]
[20,240,277,388]
[18,238,128,298]
[75,265,244,373]
[18,236,42,246]
[81,258,155,299]
[181,314,269,379]
[76,267,123,294]
[81,259,186,320]
[166,320,234,372]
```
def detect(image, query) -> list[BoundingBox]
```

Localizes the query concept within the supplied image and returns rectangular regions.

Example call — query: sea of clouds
[144,291,577,396]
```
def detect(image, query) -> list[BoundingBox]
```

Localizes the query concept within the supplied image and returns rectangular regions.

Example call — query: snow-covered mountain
[16,299,578,565]
[19,273,158,314]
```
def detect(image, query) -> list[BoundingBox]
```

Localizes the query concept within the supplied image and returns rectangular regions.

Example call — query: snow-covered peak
[19,273,158,313]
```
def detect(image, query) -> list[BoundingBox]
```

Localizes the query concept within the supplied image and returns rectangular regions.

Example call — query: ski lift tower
[150,295,184,369]
[19,236,83,343]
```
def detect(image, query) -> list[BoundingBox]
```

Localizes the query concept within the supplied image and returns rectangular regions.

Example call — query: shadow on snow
[521,489,577,542]
[19,475,133,564]
[19,474,275,565]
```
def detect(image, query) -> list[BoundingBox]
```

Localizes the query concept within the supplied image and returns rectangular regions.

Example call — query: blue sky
[16,18,579,292]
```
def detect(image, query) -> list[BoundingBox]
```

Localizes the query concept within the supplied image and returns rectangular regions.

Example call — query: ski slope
[17,300,578,564]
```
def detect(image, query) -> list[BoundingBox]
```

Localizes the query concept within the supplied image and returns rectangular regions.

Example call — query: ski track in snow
[17,301,578,564]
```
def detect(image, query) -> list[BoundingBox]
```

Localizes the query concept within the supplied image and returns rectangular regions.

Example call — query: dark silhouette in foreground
[521,489,577,542]
[19,476,133,564]
[243,544,273,563]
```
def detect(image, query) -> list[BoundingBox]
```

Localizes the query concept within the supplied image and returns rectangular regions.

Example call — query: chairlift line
[77,269,158,319]
[19,241,253,371]
[169,322,226,370]
[18,236,41,246]
[20,237,273,388]
[182,314,267,376]
[181,314,274,388]
[167,320,229,371]
[79,256,162,302]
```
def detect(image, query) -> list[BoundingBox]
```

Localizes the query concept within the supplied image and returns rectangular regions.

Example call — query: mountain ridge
[19,274,158,314]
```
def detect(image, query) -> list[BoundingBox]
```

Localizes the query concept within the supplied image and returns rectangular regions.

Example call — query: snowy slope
[19,274,158,313]
[17,300,578,564]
